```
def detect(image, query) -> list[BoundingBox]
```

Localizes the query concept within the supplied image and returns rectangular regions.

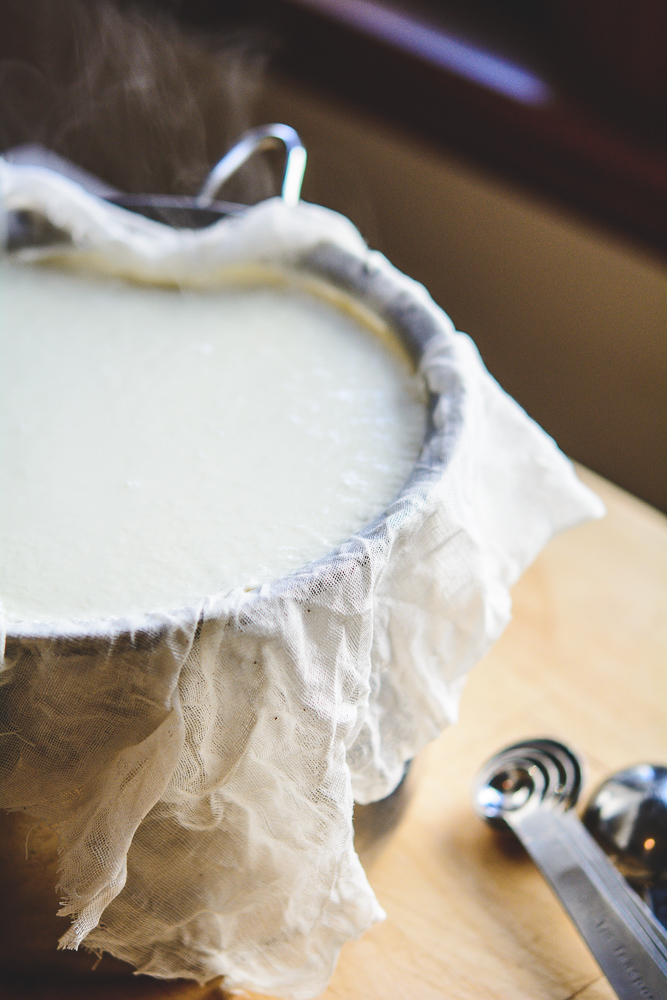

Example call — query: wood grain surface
[2,467,665,1000]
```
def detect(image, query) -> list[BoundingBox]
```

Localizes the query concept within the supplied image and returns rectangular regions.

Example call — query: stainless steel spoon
[584,764,667,929]
[473,740,667,1000]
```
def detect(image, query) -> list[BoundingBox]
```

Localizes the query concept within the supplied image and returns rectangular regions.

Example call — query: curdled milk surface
[0,261,426,622]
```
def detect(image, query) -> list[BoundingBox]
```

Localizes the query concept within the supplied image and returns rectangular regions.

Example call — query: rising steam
[0,0,271,200]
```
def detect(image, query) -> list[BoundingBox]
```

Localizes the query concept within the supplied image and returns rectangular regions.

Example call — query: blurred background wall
[2,0,665,510]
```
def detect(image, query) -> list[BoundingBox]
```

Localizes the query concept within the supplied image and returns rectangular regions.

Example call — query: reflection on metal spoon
[584,764,667,930]
[473,739,667,1000]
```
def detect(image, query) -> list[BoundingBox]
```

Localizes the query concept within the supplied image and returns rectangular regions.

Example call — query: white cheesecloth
[0,159,604,998]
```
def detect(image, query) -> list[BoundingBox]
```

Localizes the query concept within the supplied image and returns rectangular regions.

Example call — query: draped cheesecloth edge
[0,160,604,998]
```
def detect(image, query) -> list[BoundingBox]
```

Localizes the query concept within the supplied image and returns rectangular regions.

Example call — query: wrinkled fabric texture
[0,159,604,998]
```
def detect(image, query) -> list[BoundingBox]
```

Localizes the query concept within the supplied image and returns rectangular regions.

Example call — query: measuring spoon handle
[508,807,667,1000]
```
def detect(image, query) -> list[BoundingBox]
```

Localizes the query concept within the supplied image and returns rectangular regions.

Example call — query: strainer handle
[197,124,307,208]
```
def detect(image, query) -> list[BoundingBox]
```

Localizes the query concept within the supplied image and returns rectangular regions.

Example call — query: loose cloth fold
[0,159,604,998]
